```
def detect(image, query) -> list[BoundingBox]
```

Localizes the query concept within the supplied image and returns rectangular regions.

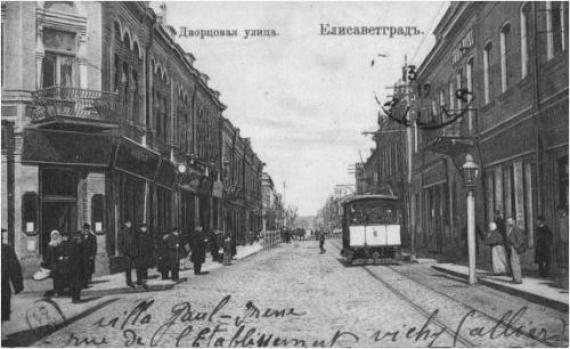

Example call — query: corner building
[1,2,264,276]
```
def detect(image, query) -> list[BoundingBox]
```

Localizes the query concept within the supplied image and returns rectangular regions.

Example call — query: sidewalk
[432,263,569,312]
[2,242,267,345]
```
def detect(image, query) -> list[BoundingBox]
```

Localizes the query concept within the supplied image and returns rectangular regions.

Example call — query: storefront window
[22,192,38,233]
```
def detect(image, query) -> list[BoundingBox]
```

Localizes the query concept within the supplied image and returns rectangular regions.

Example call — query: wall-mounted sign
[212,180,224,198]
[114,138,160,181]
[452,29,474,65]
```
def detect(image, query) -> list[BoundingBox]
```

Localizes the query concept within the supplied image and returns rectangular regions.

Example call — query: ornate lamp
[462,154,479,188]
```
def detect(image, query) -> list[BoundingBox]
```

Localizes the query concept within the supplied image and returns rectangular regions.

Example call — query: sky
[154,1,448,216]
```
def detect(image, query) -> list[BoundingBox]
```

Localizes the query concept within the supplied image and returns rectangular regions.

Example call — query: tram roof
[341,194,399,205]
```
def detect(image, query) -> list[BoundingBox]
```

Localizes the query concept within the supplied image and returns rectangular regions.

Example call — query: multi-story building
[1,2,266,276]
[409,2,568,270]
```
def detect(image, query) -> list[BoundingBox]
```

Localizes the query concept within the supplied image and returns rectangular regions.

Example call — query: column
[513,161,525,227]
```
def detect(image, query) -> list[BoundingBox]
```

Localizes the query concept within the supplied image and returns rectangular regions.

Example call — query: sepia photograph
[0,1,568,347]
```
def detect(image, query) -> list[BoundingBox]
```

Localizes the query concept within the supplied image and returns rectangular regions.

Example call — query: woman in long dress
[485,222,510,275]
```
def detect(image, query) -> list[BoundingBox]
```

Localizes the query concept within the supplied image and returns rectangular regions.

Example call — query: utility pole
[402,55,417,262]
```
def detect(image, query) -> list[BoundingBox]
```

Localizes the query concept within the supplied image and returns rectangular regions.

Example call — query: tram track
[328,240,564,347]
[329,240,475,347]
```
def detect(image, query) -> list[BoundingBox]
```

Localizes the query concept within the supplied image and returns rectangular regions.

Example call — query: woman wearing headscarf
[42,230,64,297]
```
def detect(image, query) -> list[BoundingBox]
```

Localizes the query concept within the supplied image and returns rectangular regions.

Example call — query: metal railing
[31,86,122,124]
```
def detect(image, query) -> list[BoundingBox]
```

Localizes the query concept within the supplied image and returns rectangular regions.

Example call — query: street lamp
[462,153,479,285]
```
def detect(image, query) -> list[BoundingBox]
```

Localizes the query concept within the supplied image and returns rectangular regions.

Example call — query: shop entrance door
[41,202,76,255]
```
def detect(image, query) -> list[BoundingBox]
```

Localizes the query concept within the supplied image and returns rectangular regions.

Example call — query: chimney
[157,2,167,25]
[200,73,210,85]
[213,90,220,99]
[185,52,196,66]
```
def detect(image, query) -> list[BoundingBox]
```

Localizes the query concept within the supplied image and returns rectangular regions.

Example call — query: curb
[432,265,569,312]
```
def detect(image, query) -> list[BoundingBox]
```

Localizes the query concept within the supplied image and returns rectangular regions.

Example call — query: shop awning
[22,128,114,166]
[114,137,160,181]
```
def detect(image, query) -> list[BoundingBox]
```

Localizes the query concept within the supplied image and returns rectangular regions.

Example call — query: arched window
[483,42,492,104]
[520,4,531,78]
[123,32,131,50]
[500,23,511,93]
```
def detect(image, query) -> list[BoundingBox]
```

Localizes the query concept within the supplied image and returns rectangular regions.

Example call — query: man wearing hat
[119,219,138,288]
[81,223,97,286]
[61,231,83,303]
[135,223,153,289]
[162,228,181,281]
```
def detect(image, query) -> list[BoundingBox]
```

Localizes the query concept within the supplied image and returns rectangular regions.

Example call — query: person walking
[2,229,23,322]
[81,223,97,286]
[506,217,526,284]
[191,226,207,275]
[319,231,326,254]
[484,222,510,275]
[66,231,84,303]
[134,223,153,289]
[42,230,64,297]
[223,232,233,266]
[119,220,138,288]
[535,215,553,277]
[162,228,181,281]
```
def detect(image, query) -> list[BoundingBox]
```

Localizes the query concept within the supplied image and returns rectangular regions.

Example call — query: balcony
[31,87,122,131]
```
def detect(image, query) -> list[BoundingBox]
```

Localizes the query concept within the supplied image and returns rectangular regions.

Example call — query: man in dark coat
[135,223,153,289]
[66,231,84,303]
[162,228,181,281]
[319,231,326,254]
[535,215,553,277]
[81,223,97,286]
[191,226,207,275]
[119,220,138,288]
[2,229,23,322]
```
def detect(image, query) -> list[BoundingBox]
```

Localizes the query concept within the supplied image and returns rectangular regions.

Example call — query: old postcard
[1,1,568,347]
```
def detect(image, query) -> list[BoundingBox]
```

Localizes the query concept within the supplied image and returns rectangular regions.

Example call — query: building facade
[1,1,265,276]
[409,2,568,270]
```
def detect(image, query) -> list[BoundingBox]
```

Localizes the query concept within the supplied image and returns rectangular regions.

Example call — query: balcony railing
[31,86,122,126]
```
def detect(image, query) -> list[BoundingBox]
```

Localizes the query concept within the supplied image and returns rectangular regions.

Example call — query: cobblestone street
[20,240,567,347]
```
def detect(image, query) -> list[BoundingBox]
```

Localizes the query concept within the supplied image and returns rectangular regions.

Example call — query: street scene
[1,1,569,348]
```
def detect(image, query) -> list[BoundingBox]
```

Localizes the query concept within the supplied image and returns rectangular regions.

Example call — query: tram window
[348,201,398,225]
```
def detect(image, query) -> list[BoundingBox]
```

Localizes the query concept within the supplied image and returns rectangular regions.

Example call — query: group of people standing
[42,224,97,303]
[484,212,554,284]
[119,220,236,288]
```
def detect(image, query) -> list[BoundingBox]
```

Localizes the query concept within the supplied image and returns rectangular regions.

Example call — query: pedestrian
[319,231,326,254]
[119,219,138,288]
[135,223,153,289]
[42,230,64,297]
[556,205,568,267]
[81,223,97,286]
[506,217,526,284]
[191,226,207,275]
[484,222,510,275]
[208,229,222,263]
[535,215,553,277]
[162,228,181,281]
[67,231,84,303]
[2,228,23,322]
[223,232,232,266]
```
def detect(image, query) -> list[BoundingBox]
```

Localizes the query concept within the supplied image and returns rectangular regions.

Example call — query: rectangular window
[483,43,492,104]
[456,70,463,111]
[546,2,554,60]
[466,59,474,132]
[42,53,57,88]
[448,80,455,111]
[521,4,531,78]
[500,25,510,93]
